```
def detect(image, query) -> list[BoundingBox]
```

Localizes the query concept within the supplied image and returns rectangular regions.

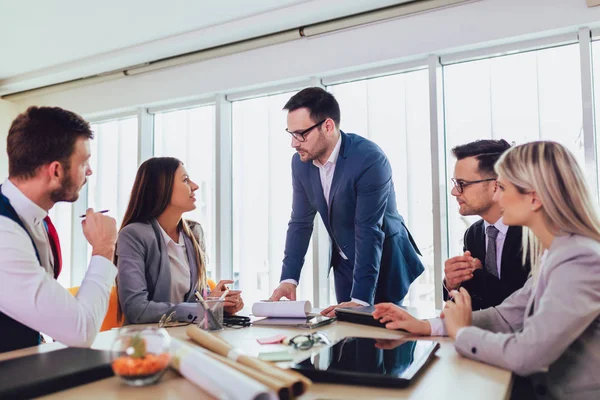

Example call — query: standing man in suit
[269,87,424,316]
[443,139,530,310]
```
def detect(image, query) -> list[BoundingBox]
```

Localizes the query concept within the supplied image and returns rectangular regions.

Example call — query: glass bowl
[111,326,171,386]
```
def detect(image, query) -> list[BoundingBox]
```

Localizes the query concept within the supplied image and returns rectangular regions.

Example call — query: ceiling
[0,0,411,93]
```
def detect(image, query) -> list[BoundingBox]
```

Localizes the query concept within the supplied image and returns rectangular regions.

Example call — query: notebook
[0,347,114,398]
[334,305,390,328]
[252,315,335,328]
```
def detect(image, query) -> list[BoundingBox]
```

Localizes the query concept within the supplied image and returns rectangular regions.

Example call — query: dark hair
[116,157,207,322]
[283,87,341,127]
[452,139,512,177]
[7,106,93,179]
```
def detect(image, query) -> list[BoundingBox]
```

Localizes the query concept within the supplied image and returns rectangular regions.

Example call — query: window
[87,117,139,264]
[232,92,315,307]
[328,69,434,308]
[154,106,216,278]
[444,44,583,257]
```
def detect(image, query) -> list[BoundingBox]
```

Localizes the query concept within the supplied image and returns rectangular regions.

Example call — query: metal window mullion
[428,55,448,310]
[312,78,330,308]
[579,28,599,200]
[215,95,233,281]
[137,108,154,164]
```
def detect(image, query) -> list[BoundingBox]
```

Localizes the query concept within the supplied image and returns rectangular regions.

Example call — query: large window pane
[444,44,583,257]
[87,117,138,263]
[592,40,600,199]
[329,69,434,309]
[232,93,314,307]
[154,106,216,279]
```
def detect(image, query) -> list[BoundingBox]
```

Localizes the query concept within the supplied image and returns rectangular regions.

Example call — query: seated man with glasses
[269,87,424,316]
[441,139,530,312]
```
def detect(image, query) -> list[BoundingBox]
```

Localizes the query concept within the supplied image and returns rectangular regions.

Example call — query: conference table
[0,314,513,399]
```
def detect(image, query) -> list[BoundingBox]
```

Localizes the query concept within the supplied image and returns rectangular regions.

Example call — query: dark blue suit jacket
[281,132,424,304]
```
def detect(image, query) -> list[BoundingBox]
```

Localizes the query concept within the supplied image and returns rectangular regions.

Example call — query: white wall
[0,100,22,180]
[11,0,600,117]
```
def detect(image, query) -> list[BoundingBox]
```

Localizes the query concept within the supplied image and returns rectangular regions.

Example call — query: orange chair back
[207,278,217,291]
[67,286,122,331]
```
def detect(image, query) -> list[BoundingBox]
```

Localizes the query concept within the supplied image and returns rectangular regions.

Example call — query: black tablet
[290,337,439,388]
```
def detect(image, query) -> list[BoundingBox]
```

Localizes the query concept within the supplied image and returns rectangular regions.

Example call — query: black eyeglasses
[287,332,331,350]
[286,119,327,142]
[451,178,496,194]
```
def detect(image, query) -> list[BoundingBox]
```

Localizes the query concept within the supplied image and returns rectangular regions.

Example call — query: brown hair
[7,106,93,178]
[115,157,207,322]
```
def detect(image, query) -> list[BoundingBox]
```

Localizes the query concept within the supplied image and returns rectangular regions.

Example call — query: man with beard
[269,87,424,316]
[0,106,118,353]
[441,139,530,312]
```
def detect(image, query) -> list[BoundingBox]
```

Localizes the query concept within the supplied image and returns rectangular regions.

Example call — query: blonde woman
[373,142,600,399]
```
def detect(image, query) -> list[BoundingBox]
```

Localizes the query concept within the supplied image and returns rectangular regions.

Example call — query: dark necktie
[485,225,499,279]
[44,216,62,279]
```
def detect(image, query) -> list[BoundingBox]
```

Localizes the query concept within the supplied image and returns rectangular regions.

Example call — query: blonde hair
[495,141,600,278]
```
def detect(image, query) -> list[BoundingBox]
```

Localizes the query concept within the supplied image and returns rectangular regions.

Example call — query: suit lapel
[327,132,348,224]
[182,233,199,301]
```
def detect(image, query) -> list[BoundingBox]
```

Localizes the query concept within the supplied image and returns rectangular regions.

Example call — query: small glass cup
[197,299,225,331]
[111,326,171,386]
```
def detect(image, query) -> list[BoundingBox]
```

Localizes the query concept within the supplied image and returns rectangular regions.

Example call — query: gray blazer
[454,233,600,400]
[116,219,205,324]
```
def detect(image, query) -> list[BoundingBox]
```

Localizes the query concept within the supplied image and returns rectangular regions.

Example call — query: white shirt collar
[483,217,509,236]
[1,179,48,226]
[158,224,184,247]
[313,134,342,168]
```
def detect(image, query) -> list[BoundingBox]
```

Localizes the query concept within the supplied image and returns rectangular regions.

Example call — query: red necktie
[44,216,62,279]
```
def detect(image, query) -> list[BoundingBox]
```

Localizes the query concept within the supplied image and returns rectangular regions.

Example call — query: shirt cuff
[86,255,117,284]
[351,298,370,306]
[280,279,298,286]
[455,327,468,341]
[427,317,447,336]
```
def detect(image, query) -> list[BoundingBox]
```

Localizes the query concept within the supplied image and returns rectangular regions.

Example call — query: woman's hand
[441,287,473,338]
[222,291,244,314]
[212,280,234,292]
[372,303,431,335]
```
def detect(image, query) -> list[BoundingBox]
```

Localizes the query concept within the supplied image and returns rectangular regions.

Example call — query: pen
[79,209,110,218]
[218,290,229,301]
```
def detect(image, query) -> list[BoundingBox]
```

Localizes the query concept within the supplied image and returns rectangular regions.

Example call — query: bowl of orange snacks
[111,326,171,386]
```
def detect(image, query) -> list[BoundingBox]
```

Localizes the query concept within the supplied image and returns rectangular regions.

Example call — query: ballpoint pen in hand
[218,290,230,301]
[79,209,110,218]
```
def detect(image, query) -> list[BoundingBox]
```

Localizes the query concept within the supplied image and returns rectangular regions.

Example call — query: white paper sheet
[251,300,312,318]
[171,341,277,400]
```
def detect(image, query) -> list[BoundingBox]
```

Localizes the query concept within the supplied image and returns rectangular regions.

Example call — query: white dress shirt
[282,135,368,306]
[158,225,191,303]
[0,179,116,347]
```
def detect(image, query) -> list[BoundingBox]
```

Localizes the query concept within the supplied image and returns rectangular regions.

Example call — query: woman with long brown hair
[116,157,243,324]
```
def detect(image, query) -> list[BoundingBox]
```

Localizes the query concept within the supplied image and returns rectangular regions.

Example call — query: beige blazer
[454,233,600,400]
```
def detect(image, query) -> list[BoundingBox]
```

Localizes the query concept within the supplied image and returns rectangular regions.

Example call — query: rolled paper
[206,352,292,400]
[186,325,312,396]
[252,301,311,318]
[171,340,276,400]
